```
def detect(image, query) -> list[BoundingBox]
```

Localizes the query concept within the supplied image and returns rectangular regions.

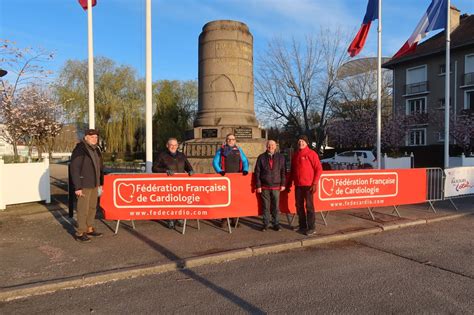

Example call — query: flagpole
[376,0,382,169]
[87,0,95,129]
[444,0,450,169]
[145,0,153,173]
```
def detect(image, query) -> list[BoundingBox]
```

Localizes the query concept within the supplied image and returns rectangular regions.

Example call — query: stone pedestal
[185,20,266,173]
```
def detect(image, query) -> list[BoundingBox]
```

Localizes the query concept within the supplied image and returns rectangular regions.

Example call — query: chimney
[450,5,461,32]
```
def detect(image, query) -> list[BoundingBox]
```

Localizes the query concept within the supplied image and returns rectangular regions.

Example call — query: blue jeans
[261,189,280,227]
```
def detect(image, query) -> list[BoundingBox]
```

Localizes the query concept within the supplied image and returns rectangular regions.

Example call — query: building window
[436,131,445,142]
[465,54,474,86]
[406,97,426,115]
[465,90,474,110]
[405,65,428,95]
[408,129,426,146]
[438,63,452,75]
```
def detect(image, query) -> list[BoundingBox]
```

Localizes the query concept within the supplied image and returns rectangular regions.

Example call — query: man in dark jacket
[287,135,322,236]
[70,129,104,242]
[152,138,194,229]
[254,140,286,231]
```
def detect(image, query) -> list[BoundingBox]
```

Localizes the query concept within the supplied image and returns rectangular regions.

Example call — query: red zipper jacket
[288,146,323,187]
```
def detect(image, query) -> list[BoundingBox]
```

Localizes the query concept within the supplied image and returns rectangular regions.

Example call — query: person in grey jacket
[70,129,104,242]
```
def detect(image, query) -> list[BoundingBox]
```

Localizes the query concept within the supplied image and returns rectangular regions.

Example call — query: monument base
[184,126,266,173]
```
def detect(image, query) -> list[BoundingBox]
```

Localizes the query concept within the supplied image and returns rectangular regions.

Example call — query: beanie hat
[298,135,309,144]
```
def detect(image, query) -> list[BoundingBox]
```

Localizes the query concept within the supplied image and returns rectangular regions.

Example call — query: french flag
[393,0,447,59]
[78,0,97,10]
[347,0,378,57]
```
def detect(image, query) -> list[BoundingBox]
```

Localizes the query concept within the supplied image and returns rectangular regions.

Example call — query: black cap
[85,129,99,136]
[298,135,309,144]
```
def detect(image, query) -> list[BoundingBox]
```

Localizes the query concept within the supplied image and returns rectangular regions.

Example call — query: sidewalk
[0,164,472,301]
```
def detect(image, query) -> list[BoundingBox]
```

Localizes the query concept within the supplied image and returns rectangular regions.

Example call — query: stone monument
[184,20,266,173]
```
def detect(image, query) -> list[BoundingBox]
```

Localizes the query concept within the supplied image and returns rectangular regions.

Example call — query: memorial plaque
[202,128,218,138]
[234,127,252,139]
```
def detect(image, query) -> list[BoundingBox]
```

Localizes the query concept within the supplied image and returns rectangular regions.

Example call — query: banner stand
[114,220,136,234]
[233,217,240,229]
[446,198,459,211]
[181,219,201,235]
[427,201,438,213]
[367,207,376,220]
[391,205,401,217]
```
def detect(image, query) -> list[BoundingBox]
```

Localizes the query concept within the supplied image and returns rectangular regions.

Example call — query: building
[383,7,474,148]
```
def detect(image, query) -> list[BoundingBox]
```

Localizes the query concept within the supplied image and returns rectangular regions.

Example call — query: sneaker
[273,225,282,231]
[305,229,316,236]
[87,230,103,237]
[296,228,306,234]
[261,225,270,232]
[76,233,91,243]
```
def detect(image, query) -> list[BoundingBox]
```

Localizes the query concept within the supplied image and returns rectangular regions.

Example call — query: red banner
[100,173,260,220]
[315,169,426,211]
[100,169,427,220]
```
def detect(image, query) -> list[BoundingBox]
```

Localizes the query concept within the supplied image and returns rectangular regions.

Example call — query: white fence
[381,153,413,169]
[449,153,474,167]
[0,158,51,210]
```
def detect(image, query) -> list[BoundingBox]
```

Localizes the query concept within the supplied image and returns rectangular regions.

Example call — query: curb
[426,212,472,223]
[381,219,427,231]
[0,213,469,302]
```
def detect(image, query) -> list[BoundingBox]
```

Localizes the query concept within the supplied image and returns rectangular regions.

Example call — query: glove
[219,171,226,176]
[188,170,194,176]
[166,170,174,176]
[242,171,248,176]
[309,184,317,194]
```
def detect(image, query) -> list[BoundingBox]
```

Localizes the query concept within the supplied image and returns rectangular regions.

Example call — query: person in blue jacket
[213,133,249,227]
[213,133,249,175]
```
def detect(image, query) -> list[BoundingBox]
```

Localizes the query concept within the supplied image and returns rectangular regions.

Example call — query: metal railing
[464,72,474,86]
[404,81,429,95]
[426,167,444,213]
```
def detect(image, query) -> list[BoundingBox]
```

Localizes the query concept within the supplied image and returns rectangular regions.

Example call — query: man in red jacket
[288,135,323,236]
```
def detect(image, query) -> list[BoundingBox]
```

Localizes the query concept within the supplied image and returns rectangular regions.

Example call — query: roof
[383,14,474,69]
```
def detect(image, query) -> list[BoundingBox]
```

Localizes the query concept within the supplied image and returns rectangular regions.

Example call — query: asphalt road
[2,216,473,314]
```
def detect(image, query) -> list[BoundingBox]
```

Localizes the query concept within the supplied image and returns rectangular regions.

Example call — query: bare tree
[255,28,350,151]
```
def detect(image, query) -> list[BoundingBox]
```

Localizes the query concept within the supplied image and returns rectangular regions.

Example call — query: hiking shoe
[273,225,282,231]
[87,230,103,237]
[76,234,91,243]
[305,229,316,236]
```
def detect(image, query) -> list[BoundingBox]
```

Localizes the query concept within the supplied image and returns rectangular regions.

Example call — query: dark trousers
[261,189,280,227]
[295,186,315,230]
[76,187,98,234]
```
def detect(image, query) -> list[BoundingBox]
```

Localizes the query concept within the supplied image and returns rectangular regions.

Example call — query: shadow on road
[123,225,265,314]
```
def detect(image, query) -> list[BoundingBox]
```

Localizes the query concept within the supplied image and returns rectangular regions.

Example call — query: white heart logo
[117,183,135,203]
[321,178,335,196]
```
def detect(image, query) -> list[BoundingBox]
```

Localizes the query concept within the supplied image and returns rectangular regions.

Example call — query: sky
[1,0,473,82]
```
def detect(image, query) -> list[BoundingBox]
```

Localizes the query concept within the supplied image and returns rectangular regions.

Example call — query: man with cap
[153,137,194,229]
[287,135,322,236]
[70,129,104,242]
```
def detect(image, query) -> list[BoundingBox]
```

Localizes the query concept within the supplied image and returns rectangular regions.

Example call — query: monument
[184,20,266,173]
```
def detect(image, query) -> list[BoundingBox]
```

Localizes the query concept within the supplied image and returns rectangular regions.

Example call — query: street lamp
[0,69,7,77]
